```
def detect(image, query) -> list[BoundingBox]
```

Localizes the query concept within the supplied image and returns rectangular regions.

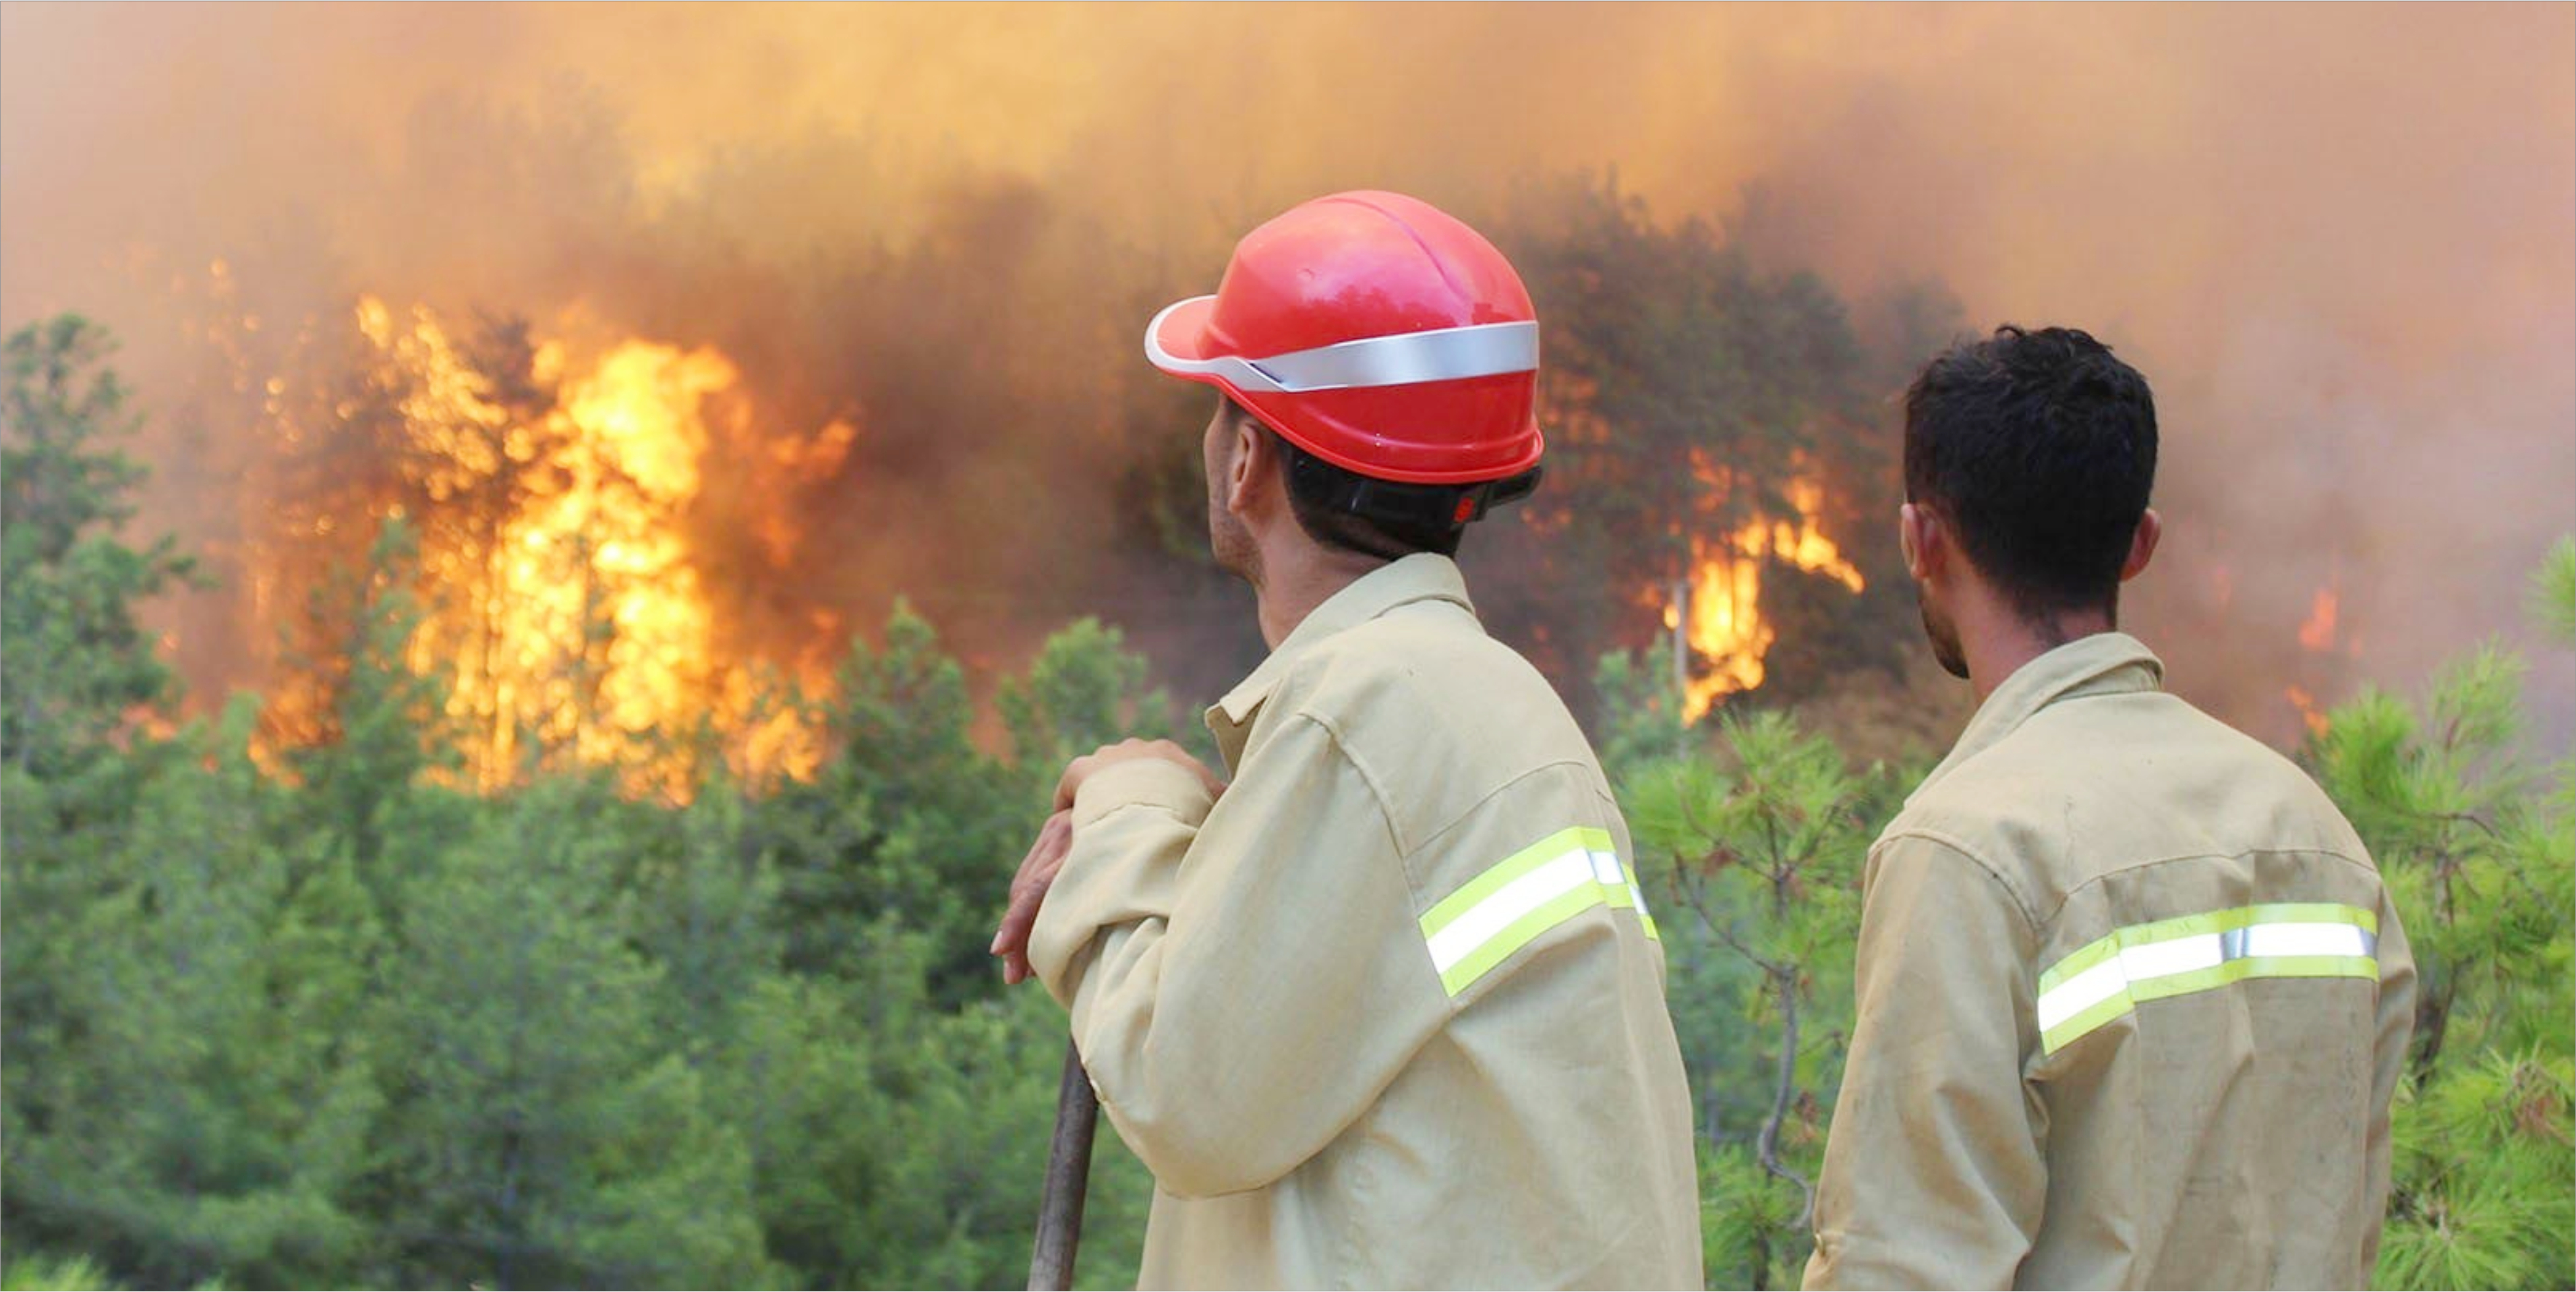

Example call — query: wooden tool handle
[1028,1040,1100,1291]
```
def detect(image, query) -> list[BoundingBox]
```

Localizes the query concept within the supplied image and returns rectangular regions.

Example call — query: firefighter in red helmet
[993,191,1703,1288]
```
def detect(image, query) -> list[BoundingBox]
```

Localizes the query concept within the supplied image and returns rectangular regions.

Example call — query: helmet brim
[1145,295,1225,374]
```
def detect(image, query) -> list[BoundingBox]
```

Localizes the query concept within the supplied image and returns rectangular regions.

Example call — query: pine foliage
[3,315,2565,1291]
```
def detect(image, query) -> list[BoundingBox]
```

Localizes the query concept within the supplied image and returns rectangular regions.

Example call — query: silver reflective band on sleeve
[1419,827,1658,999]
[2033,902,2381,1055]
[1146,296,1539,394]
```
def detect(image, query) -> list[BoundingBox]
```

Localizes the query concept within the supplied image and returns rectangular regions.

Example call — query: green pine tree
[0,316,197,778]
[3,699,380,1289]
[2308,542,2575,1290]
[756,602,1026,994]
[1623,710,1882,1289]
[374,778,771,1287]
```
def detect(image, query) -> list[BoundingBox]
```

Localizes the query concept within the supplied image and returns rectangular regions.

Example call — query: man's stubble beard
[1209,491,1260,586]
[1920,592,1970,680]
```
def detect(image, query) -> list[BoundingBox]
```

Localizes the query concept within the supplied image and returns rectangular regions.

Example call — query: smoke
[3,2,2569,745]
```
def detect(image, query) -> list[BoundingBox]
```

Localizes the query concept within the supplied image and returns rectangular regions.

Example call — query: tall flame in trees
[2297,587,2339,654]
[1662,469,1868,723]
[297,297,852,794]
[2284,686,2327,739]
[2286,585,2345,738]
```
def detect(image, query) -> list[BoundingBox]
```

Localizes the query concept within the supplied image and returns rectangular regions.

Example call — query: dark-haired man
[1803,326,2416,1289]
[989,191,1701,1288]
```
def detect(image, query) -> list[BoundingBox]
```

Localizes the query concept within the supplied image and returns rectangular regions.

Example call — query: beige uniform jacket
[1804,633,2416,1291]
[1030,555,1703,1290]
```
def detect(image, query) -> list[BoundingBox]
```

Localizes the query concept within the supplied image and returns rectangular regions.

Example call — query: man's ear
[2119,508,2162,583]
[1225,413,1266,515]
[1899,502,1939,582]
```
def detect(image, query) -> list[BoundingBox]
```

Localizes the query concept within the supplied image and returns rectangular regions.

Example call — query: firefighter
[1803,326,2416,1289]
[989,191,1703,1289]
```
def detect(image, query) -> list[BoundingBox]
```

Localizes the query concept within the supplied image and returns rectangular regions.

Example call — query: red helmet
[1145,191,1544,486]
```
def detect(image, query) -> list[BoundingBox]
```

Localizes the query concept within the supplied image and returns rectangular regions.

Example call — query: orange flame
[2285,684,2329,738]
[328,295,832,794]
[2297,587,2338,653]
[1672,475,1867,722]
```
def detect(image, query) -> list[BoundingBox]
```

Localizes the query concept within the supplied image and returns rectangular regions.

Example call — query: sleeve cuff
[1072,757,1217,831]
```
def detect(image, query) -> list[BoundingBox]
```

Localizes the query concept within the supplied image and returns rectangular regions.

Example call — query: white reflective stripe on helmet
[1146,295,1539,394]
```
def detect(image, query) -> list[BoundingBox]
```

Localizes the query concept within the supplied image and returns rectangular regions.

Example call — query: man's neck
[1962,593,2116,705]
[1251,545,1391,649]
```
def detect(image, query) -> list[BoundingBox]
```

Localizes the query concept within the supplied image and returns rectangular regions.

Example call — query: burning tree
[0,315,1172,1287]
[1483,176,1924,724]
[252,297,855,796]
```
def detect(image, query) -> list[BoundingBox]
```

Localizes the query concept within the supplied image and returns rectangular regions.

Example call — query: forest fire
[0,2,2562,788]
[1666,475,1868,723]
[264,297,853,795]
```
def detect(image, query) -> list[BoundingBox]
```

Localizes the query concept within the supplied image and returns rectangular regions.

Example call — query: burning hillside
[2,4,2567,766]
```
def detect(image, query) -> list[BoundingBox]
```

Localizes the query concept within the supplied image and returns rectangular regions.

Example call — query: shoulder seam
[1289,695,1600,856]
[1408,757,1604,858]
[1277,709,1410,858]
[1873,828,2045,931]
[2035,845,2386,927]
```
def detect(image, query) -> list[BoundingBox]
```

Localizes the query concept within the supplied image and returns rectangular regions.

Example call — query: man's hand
[993,809,1074,985]
[1053,738,1226,813]
[992,740,1226,987]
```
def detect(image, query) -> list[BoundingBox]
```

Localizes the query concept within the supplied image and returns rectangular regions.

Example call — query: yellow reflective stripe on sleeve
[1585,831,1633,913]
[1422,827,1658,997]
[2034,902,2380,1055]
[1576,826,1661,944]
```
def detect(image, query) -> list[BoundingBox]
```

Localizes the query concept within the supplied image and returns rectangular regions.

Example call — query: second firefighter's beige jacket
[1804,632,2416,1290]
[1029,554,1703,1290]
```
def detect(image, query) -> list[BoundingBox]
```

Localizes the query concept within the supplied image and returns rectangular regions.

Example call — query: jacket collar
[1206,553,1477,769]
[1911,631,2166,806]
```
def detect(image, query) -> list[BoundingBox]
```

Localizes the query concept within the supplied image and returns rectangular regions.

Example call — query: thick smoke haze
[3,2,2569,744]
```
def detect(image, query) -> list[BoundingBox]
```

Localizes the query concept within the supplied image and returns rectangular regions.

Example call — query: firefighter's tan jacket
[1029,554,1703,1290]
[1803,632,2416,1290]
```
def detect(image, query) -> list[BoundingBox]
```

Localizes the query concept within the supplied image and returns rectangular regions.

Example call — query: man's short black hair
[1904,325,2158,620]
[1273,427,1464,560]
[1225,398,1540,561]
